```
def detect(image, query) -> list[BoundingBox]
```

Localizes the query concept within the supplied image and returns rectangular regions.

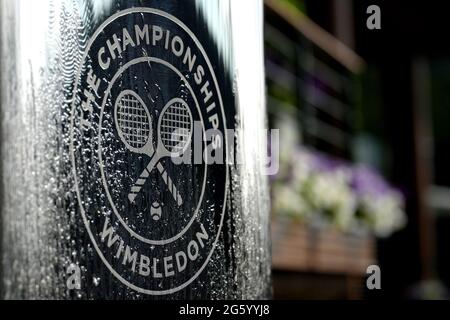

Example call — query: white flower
[291,151,312,188]
[359,192,407,237]
[273,184,311,220]
[305,169,356,230]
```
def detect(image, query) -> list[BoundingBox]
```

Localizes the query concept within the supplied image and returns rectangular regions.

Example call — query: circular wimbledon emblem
[70,7,228,295]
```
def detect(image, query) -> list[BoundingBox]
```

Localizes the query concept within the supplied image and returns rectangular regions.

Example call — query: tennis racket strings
[160,101,192,155]
[116,93,151,149]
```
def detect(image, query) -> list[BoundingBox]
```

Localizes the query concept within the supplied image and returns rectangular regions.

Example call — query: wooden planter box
[272,217,376,276]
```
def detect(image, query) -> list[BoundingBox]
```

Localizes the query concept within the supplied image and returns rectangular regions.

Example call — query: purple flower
[351,165,396,197]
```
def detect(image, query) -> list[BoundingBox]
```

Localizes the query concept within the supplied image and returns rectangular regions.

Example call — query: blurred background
[266,0,450,299]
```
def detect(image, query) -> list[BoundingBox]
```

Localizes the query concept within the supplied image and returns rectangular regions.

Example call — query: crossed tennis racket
[114,90,193,207]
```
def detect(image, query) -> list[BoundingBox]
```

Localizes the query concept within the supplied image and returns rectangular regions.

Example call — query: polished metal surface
[0,0,270,299]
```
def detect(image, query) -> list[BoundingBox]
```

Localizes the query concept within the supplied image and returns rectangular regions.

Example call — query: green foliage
[282,0,306,13]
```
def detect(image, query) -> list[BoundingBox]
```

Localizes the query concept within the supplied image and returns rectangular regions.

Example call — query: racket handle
[128,156,158,203]
[127,159,183,206]
[128,168,150,203]
[156,162,183,206]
